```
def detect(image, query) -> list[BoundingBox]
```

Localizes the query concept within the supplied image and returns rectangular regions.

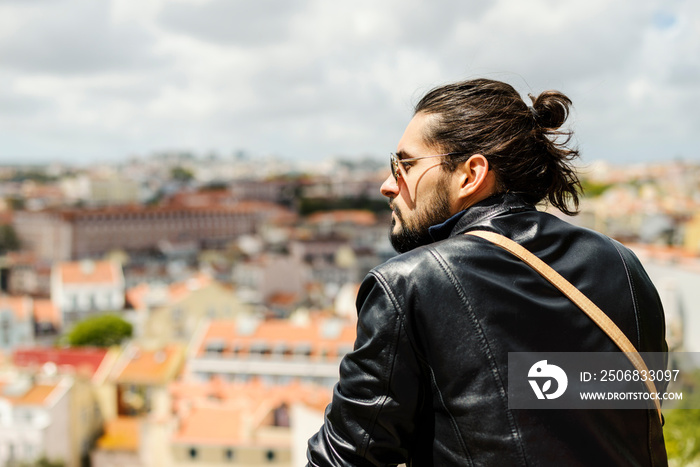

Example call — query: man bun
[529,90,571,130]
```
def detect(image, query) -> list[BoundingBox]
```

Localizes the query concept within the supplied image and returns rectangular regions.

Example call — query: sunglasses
[390,152,467,181]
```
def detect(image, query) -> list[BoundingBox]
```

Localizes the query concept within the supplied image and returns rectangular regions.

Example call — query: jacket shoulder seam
[609,240,642,348]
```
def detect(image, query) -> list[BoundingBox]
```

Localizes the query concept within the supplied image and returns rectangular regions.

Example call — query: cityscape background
[2,0,700,466]
[0,154,698,466]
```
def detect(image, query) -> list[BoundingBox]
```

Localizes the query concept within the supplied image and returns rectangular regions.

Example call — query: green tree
[0,224,20,253]
[6,196,25,210]
[580,179,613,198]
[299,196,390,215]
[8,169,57,183]
[664,370,700,465]
[171,166,194,182]
[66,313,132,347]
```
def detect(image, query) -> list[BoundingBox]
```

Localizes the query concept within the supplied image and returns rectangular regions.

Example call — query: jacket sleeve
[307,271,425,466]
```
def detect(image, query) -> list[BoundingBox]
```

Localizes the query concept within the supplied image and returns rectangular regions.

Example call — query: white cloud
[0,0,698,164]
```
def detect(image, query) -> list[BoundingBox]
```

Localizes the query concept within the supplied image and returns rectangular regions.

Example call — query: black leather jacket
[307,193,668,466]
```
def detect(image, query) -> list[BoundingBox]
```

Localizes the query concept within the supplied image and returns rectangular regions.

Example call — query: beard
[389,176,453,253]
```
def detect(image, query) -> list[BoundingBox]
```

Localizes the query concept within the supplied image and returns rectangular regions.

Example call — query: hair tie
[528,106,539,121]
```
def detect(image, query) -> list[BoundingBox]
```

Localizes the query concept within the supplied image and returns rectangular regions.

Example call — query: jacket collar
[428,192,535,242]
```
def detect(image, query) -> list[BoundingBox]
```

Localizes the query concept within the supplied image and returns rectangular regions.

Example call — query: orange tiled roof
[58,260,121,285]
[0,210,12,224]
[96,417,140,451]
[627,243,700,273]
[0,381,60,406]
[626,243,699,260]
[172,406,243,444]
[5,251,37,265]
[307,210,377,226]
[33,299,61,326]
[112,345,183,385]
[48,202,293,221]
[167,190,232,208]
[0,295,32,321]
[198,317,355,357]
[125,283,150,310]
[170,379,331,445]
[266,292,299,307]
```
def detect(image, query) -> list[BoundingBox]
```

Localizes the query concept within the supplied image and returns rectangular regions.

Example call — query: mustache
[389,200,398,215]
[389,200,404,223]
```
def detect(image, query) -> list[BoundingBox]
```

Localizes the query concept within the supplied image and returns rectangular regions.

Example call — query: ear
[453,154,498,207]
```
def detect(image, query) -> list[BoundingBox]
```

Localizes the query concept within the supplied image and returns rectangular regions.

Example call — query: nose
[380,174,399,198]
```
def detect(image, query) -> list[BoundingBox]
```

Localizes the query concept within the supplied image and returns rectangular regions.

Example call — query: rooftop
[306,209,377,226]
[96,417,140,451]
[196,317,356,358]
[170,378,331,445]
[0,295,32,321]
[13,347,111,379]
[32,299,61,327]
[110,344,184,385]
[0,379,62,407]
[57,260,121,285]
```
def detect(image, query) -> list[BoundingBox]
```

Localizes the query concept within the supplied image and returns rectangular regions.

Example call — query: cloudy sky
[0,0,698,166]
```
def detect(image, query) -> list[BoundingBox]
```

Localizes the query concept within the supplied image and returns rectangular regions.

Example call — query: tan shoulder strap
[466,230,662,423]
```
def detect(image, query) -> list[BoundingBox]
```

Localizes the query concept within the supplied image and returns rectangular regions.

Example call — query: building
[127,274,251,346]
[0,375,73,466]
[90,344,184,466]
[185,315,355,387]
[11,346,121,465]
[2,252,52,298]
[51,260,125,327]
[91,417,143,467]
[108,343,185,418]
[168,378,330,466]
[683,211,700,254]
[13,202,294,262]
[232,255,309,309]
[0,295,35,351]
[32,298,61,336]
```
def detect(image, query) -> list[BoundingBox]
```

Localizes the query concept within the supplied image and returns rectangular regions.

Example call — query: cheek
[398,183,417,209]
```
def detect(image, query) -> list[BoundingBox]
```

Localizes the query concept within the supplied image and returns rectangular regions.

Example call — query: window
[189,447,198,459]
[0,315,10,347]
[225,448,234,461]
[266,450,276,462]
[204,339,225,355]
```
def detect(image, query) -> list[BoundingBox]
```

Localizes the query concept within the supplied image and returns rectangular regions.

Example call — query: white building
[0,376,73,466]
[0,296,35,351]
[51,260,125,327]
[186,316,355,387]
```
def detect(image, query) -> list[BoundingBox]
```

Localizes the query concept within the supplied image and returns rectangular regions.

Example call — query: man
[307,79,667,466]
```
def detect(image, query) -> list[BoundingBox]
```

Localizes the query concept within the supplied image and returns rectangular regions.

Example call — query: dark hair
[414,78,582,215]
